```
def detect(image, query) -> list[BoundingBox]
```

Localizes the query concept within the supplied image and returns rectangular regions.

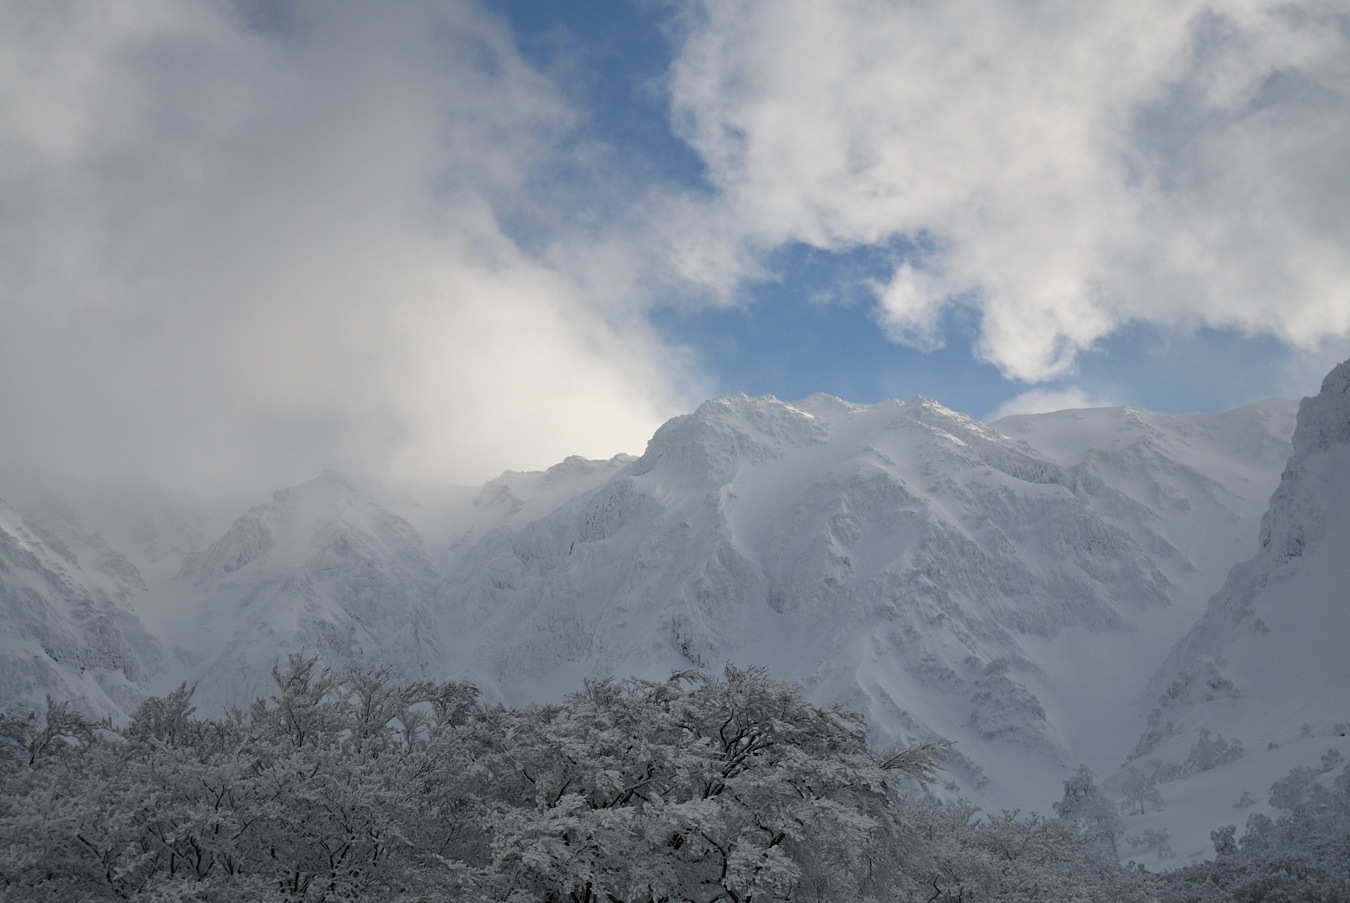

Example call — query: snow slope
[162,470,447,713]
[991,401,1297,772]
[0,494,162,718]
[1116,362,1350,865]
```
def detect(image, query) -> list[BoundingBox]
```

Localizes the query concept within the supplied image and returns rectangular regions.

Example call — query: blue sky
[1,0,1347,491]
[489,0,1350,419]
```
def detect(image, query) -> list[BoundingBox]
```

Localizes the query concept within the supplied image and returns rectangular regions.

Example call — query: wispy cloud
[989,387,1122,421]
[664,0,1350,382]
[0,1,694,492]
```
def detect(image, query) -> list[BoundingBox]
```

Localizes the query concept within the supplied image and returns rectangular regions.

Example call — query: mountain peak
[790,393,866,417]
[273,469,357,502]
[1259,358,1350,555]
[1291,358,1350,457]
[633,392,829,480]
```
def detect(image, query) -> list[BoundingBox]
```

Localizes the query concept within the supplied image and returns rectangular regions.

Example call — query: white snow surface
[1116,361,1350,864]
[0,492,163,719]
[0,387,1313,833]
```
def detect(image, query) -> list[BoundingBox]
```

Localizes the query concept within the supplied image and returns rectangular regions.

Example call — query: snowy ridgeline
[3,370,1348,857]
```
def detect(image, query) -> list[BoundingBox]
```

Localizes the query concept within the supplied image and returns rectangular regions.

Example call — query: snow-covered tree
[1162,762,1350,902]
[17,658,1345,902]
[1184,728,1243,774]
[1054,765,1122,861]
[1122,766,1165,814]
[917,804,1160,902]
[0,656,478,902]
[457,666,949,902]
[1321,748,1344,773]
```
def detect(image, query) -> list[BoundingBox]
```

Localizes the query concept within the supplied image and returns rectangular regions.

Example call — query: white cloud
[989,388,1122,421]
[872,263,950,352]
[665,0,1350,382]
[0,0,695,492]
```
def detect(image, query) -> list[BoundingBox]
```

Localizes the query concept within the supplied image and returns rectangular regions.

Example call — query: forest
[1,658,1345,902]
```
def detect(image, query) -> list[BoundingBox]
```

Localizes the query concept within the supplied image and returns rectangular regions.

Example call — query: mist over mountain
[0,496,160,719]
[3,366,1346,861]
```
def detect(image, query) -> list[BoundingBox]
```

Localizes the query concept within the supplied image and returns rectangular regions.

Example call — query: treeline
[1161,761,1350,902]
[0,659,1342,902]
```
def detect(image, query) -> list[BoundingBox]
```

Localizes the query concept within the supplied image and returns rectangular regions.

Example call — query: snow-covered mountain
[1115,361,1350,864]
[1145,361,1350,720]
[0,494,162,719]
[164,470,447,713]
[0,383,1312,824]
[434,393,1296,810]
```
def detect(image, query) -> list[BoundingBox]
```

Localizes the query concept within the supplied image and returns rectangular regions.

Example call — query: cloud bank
[665,0,1350,381]
[0,0,691,492]
[4,0,1347,493]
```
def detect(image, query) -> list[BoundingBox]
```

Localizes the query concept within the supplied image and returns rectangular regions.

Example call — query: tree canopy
[4,657,1333,902]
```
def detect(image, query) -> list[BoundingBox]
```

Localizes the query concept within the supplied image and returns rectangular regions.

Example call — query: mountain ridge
[0,388,1314,834]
